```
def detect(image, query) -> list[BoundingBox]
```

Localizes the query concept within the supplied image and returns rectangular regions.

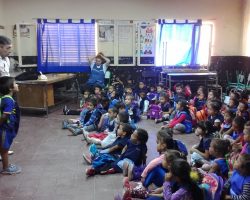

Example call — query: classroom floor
[0,107,199,200]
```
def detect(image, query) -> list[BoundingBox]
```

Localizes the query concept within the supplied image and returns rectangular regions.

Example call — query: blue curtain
[37,19,96,73]
[156,19,201,66]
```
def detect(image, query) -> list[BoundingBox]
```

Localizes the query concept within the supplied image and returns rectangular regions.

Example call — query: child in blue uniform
[0,76,21,174]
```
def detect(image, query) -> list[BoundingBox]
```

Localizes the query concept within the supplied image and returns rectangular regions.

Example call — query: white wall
[242,0,250,56]
[2,0,243,56]
[0,0,5,35]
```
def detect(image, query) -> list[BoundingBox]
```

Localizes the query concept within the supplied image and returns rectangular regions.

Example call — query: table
[160,71,218,89]
[16,73,76,115]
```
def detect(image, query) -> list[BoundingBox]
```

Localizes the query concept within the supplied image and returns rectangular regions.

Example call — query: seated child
[207,99,224,132]
[138,90,149,116]
[190,121,214,167]
[103,128,148,175]
[223,116,245,145]
[223,154,250,200]
[111,75,124,100]
[125,94,140,124]
[206,138,230,180]
[219,110,234,136]
[227,98,239,115]
[191,86,207,111]
[85,122,133,176]
[241,121,250,154]
[154,92,172,123]
[147,85,157,103]
[236,102,249,122]
[85,107,118,143]
[63,89,90,115]
[163,100,193,134]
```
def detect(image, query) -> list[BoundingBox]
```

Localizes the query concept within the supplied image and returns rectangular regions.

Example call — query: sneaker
[8,150,14,155]
[82,153,92,165]
[100,168,116,175]
[62,120,69,129]
[1,164,21,175]
[68,127,82,136]
[86,168,95,176]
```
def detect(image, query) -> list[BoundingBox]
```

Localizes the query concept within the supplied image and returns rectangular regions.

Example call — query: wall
[242,0,250,56]
[0,0,5,35]
[1,0,243,56]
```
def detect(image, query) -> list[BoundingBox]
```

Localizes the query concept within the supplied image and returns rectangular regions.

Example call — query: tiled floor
[0,108,199,200]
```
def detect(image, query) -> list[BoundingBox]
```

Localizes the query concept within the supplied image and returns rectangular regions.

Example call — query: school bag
[147,104,162,119]
[200,173,224,200]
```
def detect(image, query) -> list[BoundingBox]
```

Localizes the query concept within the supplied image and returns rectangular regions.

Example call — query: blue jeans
[143,165,166,188]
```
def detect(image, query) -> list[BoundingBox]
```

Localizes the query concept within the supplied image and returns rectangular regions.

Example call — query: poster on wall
[13,24,31,38]
[139,22,155,57]
[98,25,114,42]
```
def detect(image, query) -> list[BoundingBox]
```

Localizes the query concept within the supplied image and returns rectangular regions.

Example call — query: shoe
[63,105,69,115]
[68,127,82,136]
[1,164,21,175]
[82,153,92,165]
[62,120,69,129]
[86,168,95,176]
[100,168,116,175]
[8,151,14,155]
[155,119,162,124]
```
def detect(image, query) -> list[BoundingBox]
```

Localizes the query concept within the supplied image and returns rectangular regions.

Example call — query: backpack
[200,173,224,200]
[175,140,188,156]
[147,104,162,119]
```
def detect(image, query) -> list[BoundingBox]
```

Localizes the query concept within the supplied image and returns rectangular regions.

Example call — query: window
[37,19,96,73]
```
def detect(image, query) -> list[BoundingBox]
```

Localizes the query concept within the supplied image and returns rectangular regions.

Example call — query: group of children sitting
[61,78,250,200]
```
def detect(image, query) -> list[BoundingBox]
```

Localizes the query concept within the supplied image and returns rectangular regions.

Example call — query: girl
[154,92,172,123]
[109,90,120,109]
[224,154,250,200]
[219,110,234,136]
[190,121,214,167]
[0,76,21,174]
[125,94,140,124]
[208,138,230,180]
[192,86,207,111]
[86,52,110,89]
[223,116,245,145]
[147,85,157,103]
[227,98,239,114]
[164,100,192,134]
[153,159,204,200]
[207,99,224,132]
[103,128,148,175]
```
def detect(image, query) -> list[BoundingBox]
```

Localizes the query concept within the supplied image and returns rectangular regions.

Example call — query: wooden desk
[16,73,76,115]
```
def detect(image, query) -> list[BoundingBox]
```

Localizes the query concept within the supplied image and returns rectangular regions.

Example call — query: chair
[226,70,245,91]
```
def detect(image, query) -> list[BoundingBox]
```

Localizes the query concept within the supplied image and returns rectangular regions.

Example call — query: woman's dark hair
[170,159,204,200]
[0,36,11,45]
[211,138,231,156]
[196,121,214,136]
[233,116,245,132]
[118,111,129,123]
[0,76,15,95]
[136,128,148,144]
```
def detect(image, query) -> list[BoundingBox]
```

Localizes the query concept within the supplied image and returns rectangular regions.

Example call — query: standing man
[0,36,12,77]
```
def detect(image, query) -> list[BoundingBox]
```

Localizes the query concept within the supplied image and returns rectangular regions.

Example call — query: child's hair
[178,99,190,115]
[110,107,119,115]
[233,116,245,132]
[0,76,15,95]
[239,101,248,110]
[89,97,98,107]
[164,149,184,163]
[94,85,102,91]
[136,128,148,144]
[175,83,184,89]
[157,129,175,149]
[239,154,250,176]
[114,101,126,110]
[118,111,129,123]
[211,138,231,156]
[209,99,222,112]
[95,54,105,63]
[197,86,207,97]
[0,36,11,45]
[159,92,169,101]
[230,89,241,100]
[99,96,110,106]
[229,98,239,107]
[125,94,134,101]
[196,121,214,135]
[119,122,133,136]
[224,110,235,119]
[170,159,204,200]
[208,90,219,99]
